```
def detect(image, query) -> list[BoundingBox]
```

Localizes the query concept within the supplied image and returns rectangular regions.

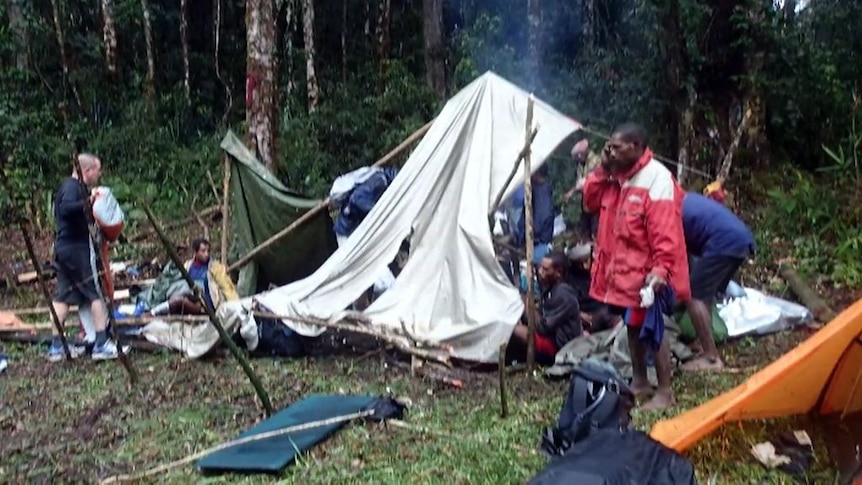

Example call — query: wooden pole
[0,165,72,360]
[220,154,231,265]
[18,220,74,360]
[523,95,538,370]
[72,153,139,384]
[142,203,274,416]
[487,126,540,225]
[227,120,434,273]
[498,342,508,418]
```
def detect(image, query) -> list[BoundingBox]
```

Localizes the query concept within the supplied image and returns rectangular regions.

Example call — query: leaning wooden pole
[487,126,540,225]
[220,154,231,265]
[227,120,434,273]
[523,95,538,370]
[142,204,274,416]
[19,220,74,361]
[71,151,139,384]
[0,164,73,361]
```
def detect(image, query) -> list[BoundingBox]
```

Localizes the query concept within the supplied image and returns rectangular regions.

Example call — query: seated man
[680,192,756,371]
[511,251,582,361]
[564,243,620,334]
[151,238,238,315]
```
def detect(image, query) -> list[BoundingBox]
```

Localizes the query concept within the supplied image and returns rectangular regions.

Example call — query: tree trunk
[582,0,595,51]
[284,0,296,97]
[50,0,83,110]
[140,0,156,106]
[422,0,446,99]
[6,0,30,69]
[180,0,191,103]
[741,4,770,163]
[101,0,118,73]
[246,0,280,171]
[375,0,391,90]
[655,0,691,171]
[302,0,320,112]
[341,0,347,82]
[526,0,542,91]
[213,0,233,123]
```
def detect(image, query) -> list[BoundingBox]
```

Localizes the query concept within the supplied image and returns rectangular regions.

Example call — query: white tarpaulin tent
[218,71,582,363]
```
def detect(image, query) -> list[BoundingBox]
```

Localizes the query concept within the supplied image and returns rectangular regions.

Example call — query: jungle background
[0,0,861,482]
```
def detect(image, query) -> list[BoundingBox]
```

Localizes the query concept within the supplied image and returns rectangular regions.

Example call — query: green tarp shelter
[221,130,338,296]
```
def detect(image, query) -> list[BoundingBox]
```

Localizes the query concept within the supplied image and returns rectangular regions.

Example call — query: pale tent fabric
[218,71,582,363]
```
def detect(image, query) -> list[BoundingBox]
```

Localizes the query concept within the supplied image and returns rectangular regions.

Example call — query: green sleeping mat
[676,305,728,344]
[196,394,377,474]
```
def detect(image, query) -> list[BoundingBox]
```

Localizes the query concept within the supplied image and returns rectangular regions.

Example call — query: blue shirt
[510,182,555,246]
[683,192,756,258]
[187,262,214,310]
[334,169,397,237]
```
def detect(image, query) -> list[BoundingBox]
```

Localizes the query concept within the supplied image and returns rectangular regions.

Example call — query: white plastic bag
[92,186,125,241]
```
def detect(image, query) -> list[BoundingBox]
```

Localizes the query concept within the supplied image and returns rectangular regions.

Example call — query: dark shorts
[53,244,102,306]
[690,255,745,301]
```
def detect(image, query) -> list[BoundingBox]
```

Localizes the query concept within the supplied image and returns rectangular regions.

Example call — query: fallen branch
[143,203,274,416]
[228,120,434,273]
[98,410,374,484]
[0,314,211,333]
[5,279,156,316]
[389,360,464,388]
[251,310,452,366]
[778,263,837,322]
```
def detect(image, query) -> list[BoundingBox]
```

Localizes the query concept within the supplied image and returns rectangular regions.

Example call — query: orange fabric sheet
[651,297,862,452]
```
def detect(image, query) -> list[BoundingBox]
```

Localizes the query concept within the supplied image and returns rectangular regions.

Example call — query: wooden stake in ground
[72,152,139,384]
[523,95,538,370]
[220,154,231,265]
[227,120,434,273]
[498,342,508,418]
[142,204,275,416]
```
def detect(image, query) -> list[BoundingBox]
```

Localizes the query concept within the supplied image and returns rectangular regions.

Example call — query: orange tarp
[651,297,862,452]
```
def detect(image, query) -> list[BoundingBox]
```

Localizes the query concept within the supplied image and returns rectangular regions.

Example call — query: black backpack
[541,358,634,457]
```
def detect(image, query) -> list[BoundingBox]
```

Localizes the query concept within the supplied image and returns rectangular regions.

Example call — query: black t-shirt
[537,281,583,350]
[54,177,89,249]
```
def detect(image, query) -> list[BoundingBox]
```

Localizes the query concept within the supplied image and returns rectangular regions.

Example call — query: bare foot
[680,356,725,372]
[629,379,652,399]
[639,392,675,411]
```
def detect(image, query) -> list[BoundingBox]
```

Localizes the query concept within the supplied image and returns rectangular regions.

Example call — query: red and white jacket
[583,148,691,308]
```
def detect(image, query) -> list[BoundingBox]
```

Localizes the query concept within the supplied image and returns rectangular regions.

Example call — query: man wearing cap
[510,164,556,264]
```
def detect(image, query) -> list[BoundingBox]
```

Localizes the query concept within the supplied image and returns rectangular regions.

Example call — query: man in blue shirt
[681,192,756,371]
[510,164,556,264]
[333,167,398,243]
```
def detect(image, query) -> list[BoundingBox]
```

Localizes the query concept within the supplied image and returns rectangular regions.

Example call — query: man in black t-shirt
[47,153,122,362]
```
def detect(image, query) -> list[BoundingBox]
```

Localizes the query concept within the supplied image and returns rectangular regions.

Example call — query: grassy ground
[0,218,857,484]
[0,325,845,484]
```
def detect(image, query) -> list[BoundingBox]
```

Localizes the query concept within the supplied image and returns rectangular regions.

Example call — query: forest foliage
[0,0,860,285]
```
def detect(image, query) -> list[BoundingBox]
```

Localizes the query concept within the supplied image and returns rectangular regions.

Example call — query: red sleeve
[644,180,686,283]
[582,165,612,213]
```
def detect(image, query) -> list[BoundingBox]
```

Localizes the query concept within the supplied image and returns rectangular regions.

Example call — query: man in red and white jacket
[581,123,690,411]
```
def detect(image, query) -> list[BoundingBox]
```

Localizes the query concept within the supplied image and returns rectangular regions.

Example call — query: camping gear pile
[532,359,697,484]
